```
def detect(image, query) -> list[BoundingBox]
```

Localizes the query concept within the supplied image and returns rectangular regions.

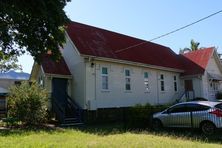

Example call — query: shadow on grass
[1,122,222,145]
[72,122,222,144]
[0,124,65,137]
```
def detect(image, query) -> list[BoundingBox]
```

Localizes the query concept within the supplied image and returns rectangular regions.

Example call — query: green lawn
[0,124,222,148]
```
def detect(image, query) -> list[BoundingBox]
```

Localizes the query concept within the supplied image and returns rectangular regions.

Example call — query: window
[144,72,149,91]
[174,76,178,92]
[210,81,219,91]
[186,104,210,112]
[101,67,108,90]
[125,69,131,91]
[168,104,187,113]
[160,74,165,91]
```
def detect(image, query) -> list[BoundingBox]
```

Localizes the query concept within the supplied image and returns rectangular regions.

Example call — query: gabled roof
[67,22,183,71]
[180,47,214,75]
[41,55,71,76]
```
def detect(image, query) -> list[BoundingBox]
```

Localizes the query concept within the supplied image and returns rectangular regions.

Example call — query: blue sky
[20,0,222,73]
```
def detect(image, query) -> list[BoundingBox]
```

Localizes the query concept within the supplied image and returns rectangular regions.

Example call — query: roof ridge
[182,47,215,55]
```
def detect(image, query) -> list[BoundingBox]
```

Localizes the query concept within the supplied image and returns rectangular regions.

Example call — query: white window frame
[101,67,109,90]
[125,69,131,91]
[210,81,219,91]
[144,72,150,92]
[160,74,165,92]
[173,75,178,92]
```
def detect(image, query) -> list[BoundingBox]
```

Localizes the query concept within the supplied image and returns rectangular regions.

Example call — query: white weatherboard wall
[86,60,183,110]
[62,36,86,108]
[206,56,222,75]
[204,54,222,100]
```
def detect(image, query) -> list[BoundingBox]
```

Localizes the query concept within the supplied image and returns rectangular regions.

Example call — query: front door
[184,80,194,99]
[185,80,193,91]
[52,78,68,110]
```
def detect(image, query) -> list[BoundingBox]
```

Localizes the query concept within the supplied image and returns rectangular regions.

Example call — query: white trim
[45,73,72,79]
[81,54,184,73]
[65,32,81,56]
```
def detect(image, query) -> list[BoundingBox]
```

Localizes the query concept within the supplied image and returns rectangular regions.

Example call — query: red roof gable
[67,22,183,70]
[180,47,214,75]
[41,55,71,76]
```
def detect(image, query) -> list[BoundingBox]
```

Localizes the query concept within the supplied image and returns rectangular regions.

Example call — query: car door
[165,104,191,127]
[187,103,211,128]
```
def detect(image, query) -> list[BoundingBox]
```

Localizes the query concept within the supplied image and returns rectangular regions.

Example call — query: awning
[208,73,222,81]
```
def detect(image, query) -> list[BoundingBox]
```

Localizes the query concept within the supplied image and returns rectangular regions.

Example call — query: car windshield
[215,103,222,110]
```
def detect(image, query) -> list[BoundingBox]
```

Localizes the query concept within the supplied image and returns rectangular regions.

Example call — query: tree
[190,39,200,51]
[179,39,200,54]
[0,0,70,71]
[7,81,48,125]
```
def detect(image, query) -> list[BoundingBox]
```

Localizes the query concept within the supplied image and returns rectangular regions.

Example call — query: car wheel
[152,119,162,131]
[201,121,216,135]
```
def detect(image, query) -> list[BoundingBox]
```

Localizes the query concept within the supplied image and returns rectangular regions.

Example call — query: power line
[115,10,222,53]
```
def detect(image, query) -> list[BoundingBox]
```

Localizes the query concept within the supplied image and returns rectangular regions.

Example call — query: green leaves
[0,0,70,71]
[7,81,49,125]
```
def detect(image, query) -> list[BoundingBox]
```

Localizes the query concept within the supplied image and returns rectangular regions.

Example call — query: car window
[215,103,222,110]
[168,104,187,113]
[187,104,210,112]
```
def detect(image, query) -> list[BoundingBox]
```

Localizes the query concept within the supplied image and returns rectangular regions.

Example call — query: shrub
[125,103,169,128]
[7,81,48,125]
[216,92,222,100]
[191,97,208,101]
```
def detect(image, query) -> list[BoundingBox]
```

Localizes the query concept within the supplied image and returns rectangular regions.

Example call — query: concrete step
[60,117,83,127]
[60,122,83,127]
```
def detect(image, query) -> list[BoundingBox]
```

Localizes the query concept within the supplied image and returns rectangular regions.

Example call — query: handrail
[52,87,83,123]
[67,95,80,109]
[54,99,64,114]
[176,92,186,103]
[53,97,65,122]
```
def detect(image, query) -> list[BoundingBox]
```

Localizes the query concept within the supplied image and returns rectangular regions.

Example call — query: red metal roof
[41,54,71,76]
[67,22,183,70]
[180,47,214,75]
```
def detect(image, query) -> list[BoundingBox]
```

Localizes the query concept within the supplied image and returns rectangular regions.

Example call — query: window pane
[144,72,148,78]
[161,81,164,91]
[187,104,210,112]
[125,78,131,90]
[160,74,164,80]
[125,69,130,76]
[102,67,108,74]
[126,84,131,90]
[102,76,108,89]
[168,104,187,113]
[174,82,177,91]
[174,76,177,80]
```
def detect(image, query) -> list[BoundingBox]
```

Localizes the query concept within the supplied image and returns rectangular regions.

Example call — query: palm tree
[179,39,200,54]
[190,39,200,51]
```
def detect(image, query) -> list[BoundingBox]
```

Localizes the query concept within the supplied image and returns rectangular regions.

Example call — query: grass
[0,123,222,147]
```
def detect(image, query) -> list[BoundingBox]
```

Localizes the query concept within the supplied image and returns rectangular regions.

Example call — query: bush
[125,104,169,128]
[216,92,222,100]
[191,97,208,101]
[7,81,48,125]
